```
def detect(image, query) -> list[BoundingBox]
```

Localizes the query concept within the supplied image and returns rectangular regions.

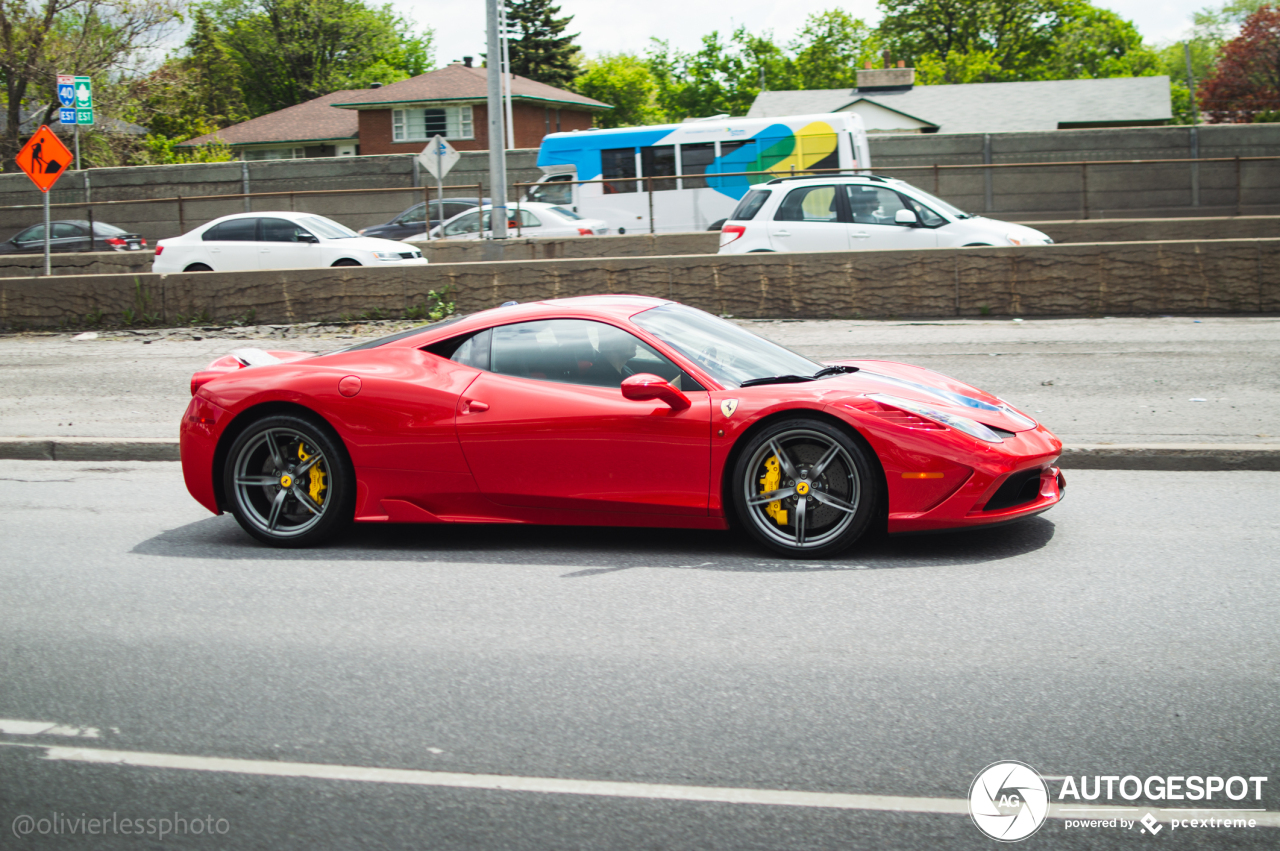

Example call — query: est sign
[417,136,460,179]
[74,75,93,125]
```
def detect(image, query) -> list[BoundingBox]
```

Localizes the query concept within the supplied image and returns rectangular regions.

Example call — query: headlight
[372,251,402,261]
[868,393,1003,443]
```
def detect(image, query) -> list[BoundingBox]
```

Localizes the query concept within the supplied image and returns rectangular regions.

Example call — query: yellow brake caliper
[759,455,788,526]
[298,443,326,506]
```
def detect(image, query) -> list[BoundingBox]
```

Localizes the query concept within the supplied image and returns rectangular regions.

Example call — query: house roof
[748,76,1173,133]
[333,63,610,111]
[178,88,370,148]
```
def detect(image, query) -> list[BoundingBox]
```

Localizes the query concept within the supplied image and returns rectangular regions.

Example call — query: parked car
[0,220,146,254]
[152,212,426,273]
[180,296,1064,557]
[718,175,1053,254]
[427,202,609,240]
[358,198,489,240]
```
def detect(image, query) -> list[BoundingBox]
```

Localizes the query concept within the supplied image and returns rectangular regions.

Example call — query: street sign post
[16,126,73,276]
[418,136,460,241]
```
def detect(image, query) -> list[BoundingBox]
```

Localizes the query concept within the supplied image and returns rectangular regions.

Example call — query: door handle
[774,230,791,237]
[461,399,489,414]
[851,231,871,238]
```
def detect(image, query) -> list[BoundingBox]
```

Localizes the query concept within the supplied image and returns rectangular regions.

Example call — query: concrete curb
[2,438,1278,471]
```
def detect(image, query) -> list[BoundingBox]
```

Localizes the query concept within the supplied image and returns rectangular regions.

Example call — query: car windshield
[895,183,970,219]
[299,215,359,239]
[550,206,582,220]
[632,303,822,387]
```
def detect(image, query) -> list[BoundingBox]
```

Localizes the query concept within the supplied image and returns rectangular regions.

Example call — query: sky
[408,0,1218,66]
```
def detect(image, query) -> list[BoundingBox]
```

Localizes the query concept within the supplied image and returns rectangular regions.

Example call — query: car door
[257,217,318,269]
[765,184,851,252]
[454,319,712,516]
[201,218,260,270]
[51,222,89,252]
[844,186,939,250]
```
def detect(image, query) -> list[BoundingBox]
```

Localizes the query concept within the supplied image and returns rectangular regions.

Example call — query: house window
[243,147,304,161]
[392,106,474,142]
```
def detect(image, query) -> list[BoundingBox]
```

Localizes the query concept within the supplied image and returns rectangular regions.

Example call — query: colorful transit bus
[524,113,871,233]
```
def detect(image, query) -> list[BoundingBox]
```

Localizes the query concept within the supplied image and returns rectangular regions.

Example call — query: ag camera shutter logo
[969,761,1050,842]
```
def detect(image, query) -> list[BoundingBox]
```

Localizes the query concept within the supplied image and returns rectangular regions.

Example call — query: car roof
[763,173,899,187]
[378,295,673,348]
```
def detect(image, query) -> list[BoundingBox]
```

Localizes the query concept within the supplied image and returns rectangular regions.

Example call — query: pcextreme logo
[969,761,1050,842]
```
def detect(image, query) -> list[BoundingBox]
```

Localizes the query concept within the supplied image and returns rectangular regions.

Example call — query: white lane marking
[0,741,1274,826]
[0,719,100,738]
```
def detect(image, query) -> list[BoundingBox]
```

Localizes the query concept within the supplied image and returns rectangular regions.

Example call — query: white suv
[718,175,1052,254]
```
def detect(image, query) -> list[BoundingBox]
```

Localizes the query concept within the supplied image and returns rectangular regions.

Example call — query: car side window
[489,319,703,390]
[399,204,426,224]
[774,185,841,223]
[16,225,43,242]
[449,328,492,369]
[517,210,541,227]
[203,219,258,241]
[444,203,472,219]
[443,210,487,236]
[845,186,914,226]
[261,218,312,242]
[902,195,947,227]
[52,223,83,239]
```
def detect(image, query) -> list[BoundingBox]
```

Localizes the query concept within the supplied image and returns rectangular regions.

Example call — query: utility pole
[499,0,515,151]
[486,0,508,238]
[1184,43,1201,126]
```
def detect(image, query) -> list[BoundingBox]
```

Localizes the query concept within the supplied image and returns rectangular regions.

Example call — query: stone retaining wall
[3,239,1277,330]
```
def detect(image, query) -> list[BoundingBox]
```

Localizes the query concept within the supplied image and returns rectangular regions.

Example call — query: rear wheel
[731,418,879,558]
[332,258,361,267]
[184,263,213,272]
[223,414,354,547]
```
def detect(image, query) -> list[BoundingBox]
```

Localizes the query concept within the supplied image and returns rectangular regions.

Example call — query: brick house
[178,61,610,160]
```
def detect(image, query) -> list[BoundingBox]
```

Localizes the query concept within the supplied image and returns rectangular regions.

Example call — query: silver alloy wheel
[231,427,330,539]
[741,428,860,550]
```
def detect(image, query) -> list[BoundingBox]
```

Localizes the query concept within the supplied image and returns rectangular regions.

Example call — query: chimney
[463,56,473,68]
[856,66,915,92]
[369,82,382,89]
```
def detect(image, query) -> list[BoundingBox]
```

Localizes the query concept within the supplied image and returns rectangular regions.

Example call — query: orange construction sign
[17,125,71,193]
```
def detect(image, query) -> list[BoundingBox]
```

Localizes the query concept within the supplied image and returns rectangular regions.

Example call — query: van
[524,113,871,234]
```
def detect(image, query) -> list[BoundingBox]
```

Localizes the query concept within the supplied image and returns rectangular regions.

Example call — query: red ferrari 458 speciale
[180,295,1064,558]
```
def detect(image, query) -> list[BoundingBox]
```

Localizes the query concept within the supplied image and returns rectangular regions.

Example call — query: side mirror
[621,373,691,410]
[301,233,319,243]
[895,209,919,225]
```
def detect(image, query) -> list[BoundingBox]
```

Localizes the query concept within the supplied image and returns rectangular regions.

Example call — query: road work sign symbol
[17,126,72,192]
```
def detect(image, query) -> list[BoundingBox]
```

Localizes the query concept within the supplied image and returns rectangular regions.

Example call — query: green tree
[202,0,434,116]
[504,0,579,88]
[573,53,660,127]
[0,0,182,170]
[788,9,879,90]
[1045,5,1159,79]
[877,0,1074,82]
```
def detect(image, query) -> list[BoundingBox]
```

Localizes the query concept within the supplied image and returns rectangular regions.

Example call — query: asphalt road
[1,461,1277,849]
[1,315,1277,445]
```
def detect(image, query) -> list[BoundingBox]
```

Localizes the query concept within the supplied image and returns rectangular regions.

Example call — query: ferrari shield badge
[720,399,739,417]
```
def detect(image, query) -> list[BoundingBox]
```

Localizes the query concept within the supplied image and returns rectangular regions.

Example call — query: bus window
[717,140,758,189]
[601,148,637,194]
[680,143,715,189]
[640,145,677,191]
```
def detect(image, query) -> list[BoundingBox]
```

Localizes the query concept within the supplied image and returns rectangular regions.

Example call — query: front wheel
[731,418,879,558]
[223,414,354,547]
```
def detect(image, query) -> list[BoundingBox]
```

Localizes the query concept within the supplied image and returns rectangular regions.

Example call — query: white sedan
[718,175,1053,254]
[152,212,427,273]
[426,202,609,240]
